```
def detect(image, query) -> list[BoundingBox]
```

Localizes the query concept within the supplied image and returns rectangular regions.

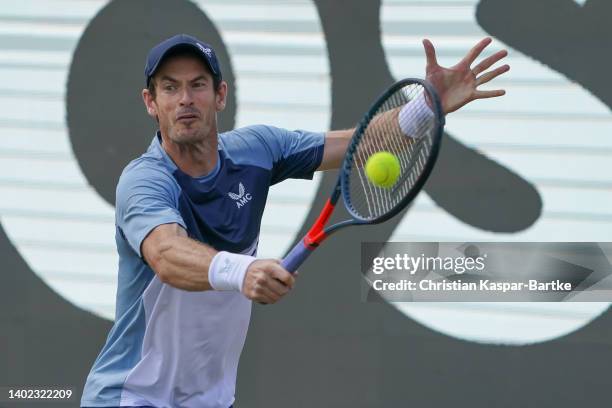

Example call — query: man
[81,34,508,408]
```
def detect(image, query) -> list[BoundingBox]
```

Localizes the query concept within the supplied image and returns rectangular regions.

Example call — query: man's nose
[179,86,194,105]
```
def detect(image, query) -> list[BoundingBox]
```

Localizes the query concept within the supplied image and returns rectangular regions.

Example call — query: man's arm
[141,223,295,303]
[317,129,354,171]
[142,223,215,290]
[316,37,509,171]
[317,103,421,171]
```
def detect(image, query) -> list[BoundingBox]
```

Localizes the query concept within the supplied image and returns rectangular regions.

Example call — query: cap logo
[196,43,213,58]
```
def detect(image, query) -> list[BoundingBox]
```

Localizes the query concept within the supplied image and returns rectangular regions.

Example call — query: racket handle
[281,239,314,273]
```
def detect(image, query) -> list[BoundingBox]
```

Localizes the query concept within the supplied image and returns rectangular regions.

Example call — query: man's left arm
[316,128,354,171]
[316,37,509,171]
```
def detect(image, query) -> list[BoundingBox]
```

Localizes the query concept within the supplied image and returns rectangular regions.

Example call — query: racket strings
[355,90,408,215]
[347,83,437,221]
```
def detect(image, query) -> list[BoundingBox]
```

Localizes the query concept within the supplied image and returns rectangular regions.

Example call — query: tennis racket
[281,78,445,273]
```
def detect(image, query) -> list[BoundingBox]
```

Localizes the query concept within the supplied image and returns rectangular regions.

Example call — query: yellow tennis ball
[365,151,401,188]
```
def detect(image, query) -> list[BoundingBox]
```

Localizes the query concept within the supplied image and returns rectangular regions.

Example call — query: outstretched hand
[423,37,509,114]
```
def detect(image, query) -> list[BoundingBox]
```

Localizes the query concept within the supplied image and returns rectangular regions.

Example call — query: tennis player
[80,34,508,408]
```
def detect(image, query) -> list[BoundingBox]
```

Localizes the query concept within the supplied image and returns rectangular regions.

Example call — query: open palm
[424,37,509,114]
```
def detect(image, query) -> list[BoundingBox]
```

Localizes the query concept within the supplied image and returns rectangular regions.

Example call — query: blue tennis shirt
[81,125,325,408]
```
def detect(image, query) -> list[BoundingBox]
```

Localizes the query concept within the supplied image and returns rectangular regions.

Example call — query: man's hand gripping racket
[281,78,445,273]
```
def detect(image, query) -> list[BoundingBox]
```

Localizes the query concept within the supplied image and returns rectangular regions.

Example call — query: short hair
[147,46,222,99]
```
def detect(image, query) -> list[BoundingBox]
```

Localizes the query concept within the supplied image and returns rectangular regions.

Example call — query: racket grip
[281,240,314,274]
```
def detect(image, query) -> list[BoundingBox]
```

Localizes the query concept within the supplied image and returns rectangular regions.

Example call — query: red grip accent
[304,199,335,247]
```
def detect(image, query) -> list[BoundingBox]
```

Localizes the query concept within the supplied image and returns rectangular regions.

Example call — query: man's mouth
[176,113,199,121]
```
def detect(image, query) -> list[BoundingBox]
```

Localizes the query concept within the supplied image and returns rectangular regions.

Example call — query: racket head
[340,78,445,225]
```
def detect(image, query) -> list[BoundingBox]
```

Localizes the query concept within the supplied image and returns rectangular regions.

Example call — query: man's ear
[142,88,158,118]
[215,81,228,112]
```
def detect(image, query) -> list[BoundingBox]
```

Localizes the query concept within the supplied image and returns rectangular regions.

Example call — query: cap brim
[147,43,219,86]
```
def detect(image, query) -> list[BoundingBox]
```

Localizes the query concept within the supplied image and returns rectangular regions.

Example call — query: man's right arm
[141,223,295,304]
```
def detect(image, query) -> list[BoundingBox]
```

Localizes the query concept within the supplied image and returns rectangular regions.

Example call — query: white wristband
[208,251,256,292]
[398,92,434,139]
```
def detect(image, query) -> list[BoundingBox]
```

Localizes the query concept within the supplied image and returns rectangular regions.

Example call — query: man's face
[143,54,227,145]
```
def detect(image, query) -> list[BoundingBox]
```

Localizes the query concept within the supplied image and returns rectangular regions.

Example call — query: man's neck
[160,132,219,178]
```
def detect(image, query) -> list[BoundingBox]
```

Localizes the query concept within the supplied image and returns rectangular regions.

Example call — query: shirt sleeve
[251,125,325,185]
[115,163,186,258]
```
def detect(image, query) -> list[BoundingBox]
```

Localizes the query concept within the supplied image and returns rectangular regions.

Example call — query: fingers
[469,40,508,102]
[461,37,492,67]
[268,263,295,289]
[244,271,283,304]
[476,64,510,86]
[474,89,506,99]
[268,278,292,298]
[472,49,508,76]
[422,38,438,68]
[242,260,295,304]
[255,285,283,304]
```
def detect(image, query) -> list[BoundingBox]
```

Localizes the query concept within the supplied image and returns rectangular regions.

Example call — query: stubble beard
[169,118,215,146]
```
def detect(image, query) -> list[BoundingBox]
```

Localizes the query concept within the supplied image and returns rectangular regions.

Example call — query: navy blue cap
[144,34,222,86]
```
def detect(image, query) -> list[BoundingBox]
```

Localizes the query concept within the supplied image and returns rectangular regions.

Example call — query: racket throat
[304,199,335,247]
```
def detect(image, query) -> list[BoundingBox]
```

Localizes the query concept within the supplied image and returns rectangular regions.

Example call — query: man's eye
[164,85,176,91]
[194,82,206,88]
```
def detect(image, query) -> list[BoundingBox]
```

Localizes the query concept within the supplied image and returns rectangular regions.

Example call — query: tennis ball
[365,151,401,188]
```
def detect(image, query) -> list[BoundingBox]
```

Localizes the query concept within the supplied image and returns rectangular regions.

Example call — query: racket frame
[281,78,445,272]
[342,77,445,225]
